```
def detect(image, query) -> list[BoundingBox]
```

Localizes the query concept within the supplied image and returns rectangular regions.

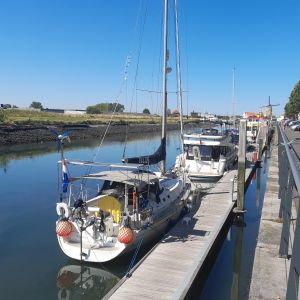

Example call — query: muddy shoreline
[0,123,185,146]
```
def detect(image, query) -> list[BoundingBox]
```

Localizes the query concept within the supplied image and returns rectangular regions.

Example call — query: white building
[64,109,86,115]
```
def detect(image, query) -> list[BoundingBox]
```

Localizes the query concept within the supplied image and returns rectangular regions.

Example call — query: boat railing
[65,182,100,207]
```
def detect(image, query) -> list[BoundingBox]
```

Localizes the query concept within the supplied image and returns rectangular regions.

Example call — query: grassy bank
[0,109,199,126]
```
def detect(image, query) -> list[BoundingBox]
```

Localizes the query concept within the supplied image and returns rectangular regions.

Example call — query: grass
[0,109,199,126]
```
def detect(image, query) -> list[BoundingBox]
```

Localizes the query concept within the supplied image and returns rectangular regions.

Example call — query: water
[0,131,181,300]
[0,131,269,300]
[197,152,269,300]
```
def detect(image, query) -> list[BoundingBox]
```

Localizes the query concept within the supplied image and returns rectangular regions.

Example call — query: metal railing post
[277,124,300,299]
[279,150,289,218]
[279,169,294,258]
[286,199,300,299]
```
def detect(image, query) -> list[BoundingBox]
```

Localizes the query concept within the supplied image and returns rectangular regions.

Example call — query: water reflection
[0,130,164,172]
[198,159,267,300]
[230,217,245,300]
[56,263,120,300]
[256,166,261,208]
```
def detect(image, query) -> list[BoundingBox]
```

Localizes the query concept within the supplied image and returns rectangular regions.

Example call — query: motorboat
[246,120,259,143]
[174,128,238,182]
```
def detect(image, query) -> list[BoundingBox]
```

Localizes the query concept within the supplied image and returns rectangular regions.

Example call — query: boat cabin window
[198,145,222,161]
[220,146,229,157]
[202,128,219,135]
[199,145,212,160]
[185,145,194,160]
[247,125,258,132]
[185,145,224,161]
[211,146,221,160]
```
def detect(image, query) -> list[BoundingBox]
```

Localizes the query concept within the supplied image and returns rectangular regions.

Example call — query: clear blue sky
[1,0,299,116]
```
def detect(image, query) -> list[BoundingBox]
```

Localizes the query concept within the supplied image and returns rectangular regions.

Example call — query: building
[64,109,86,115]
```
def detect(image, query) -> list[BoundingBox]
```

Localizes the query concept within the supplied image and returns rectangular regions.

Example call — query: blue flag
[62,160,69,193]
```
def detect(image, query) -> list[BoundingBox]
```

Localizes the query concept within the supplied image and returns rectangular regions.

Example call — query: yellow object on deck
[97,196,121,223]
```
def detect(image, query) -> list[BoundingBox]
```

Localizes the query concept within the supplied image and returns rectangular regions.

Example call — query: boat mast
[232,66,236,128]
[161,0,168,174]
[175,0,184,153]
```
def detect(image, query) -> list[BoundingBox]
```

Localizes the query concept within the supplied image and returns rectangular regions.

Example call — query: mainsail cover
[122,138,166,165]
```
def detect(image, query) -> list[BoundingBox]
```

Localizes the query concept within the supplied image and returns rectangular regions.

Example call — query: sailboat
[54,0,190,263]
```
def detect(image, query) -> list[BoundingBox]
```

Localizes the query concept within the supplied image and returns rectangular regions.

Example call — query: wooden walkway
[105,168,252,300]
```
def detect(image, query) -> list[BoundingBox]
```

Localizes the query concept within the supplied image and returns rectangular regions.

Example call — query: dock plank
[106,168,252,300]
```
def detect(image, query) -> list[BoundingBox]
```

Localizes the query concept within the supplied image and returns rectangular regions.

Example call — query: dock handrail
[277,123,300,300]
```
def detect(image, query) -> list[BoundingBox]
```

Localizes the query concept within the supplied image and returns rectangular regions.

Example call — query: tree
[1,104,11,109]
[86,102,125,114]
[143,108,150,114]
[285,80,300,118]
[30,101,43,109]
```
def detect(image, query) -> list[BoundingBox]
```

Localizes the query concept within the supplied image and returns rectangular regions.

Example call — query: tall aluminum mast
[175,0,184,153]
[161,0,168,174]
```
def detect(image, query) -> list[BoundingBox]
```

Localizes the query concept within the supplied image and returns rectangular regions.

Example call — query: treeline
[285,80,300,118]
[86,103,125,114]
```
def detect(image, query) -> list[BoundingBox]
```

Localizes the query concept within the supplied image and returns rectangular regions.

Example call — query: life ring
[56,202,70,218]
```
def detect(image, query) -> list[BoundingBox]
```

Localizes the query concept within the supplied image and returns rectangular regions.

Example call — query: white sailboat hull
[56,177,187,263]
[57,203,183,263]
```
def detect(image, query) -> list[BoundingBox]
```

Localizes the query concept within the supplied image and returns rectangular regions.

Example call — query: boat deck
[105,167,252,300]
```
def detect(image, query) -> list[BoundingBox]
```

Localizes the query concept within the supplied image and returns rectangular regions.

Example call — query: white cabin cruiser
[246,120,259,143]
[174,128,238,182]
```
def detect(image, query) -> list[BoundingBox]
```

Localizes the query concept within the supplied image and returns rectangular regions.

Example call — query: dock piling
[237,120,247,212]
[258,138,263,163]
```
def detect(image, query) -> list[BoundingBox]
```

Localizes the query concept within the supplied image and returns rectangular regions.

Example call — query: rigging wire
[184,2,190,118]
[155,0,164,116]
[123,0,149,159]
[74,0,146,190]
[126,228,147,277]
[131,0,149,114]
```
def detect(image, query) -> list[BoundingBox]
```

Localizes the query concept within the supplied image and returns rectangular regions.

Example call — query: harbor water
[198,152,269,300]
[0,130,181,300]
[0,131,269,299]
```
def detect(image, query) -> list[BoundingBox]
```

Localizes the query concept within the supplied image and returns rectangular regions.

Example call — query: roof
[81,170,158,186]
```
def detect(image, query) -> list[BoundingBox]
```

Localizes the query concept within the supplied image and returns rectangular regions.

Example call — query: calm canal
[0,130,269,299]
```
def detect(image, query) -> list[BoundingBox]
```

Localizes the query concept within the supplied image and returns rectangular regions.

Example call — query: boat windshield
[186,145,225,161]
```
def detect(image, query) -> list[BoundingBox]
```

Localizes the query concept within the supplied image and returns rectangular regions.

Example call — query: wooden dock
[105,168,253,300]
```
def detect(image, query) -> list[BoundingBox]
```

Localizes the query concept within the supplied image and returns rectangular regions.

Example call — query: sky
[1,0,300,116]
